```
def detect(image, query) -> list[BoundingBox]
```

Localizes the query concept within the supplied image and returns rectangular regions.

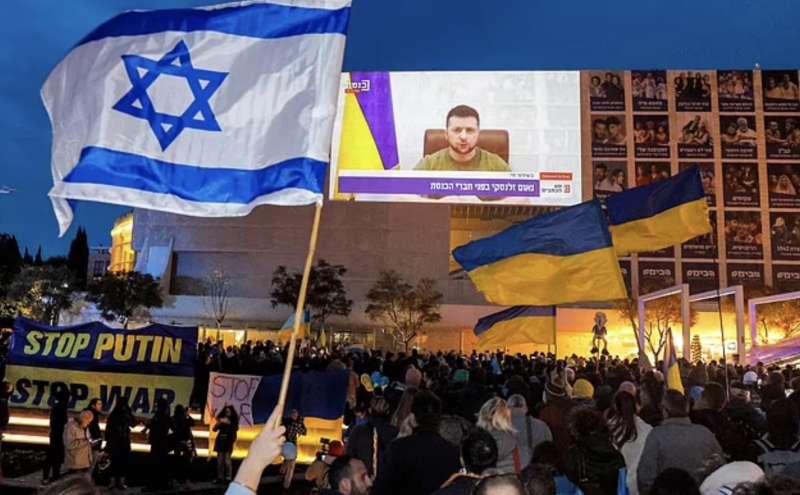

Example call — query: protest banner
[6,317,197,415]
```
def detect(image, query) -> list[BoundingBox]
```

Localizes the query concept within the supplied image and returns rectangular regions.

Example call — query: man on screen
[415,105,511,172]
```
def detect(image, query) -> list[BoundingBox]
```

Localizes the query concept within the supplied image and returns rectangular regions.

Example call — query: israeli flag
[44,0,350,236]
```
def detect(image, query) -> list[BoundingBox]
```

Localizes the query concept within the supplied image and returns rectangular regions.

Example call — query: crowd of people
[631,73,667,101]
[718,72,754,101]
[15,338,800,495]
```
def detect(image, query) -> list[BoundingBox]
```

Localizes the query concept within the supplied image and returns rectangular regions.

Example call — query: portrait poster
[724,211,763,259]
[720,115,758,160]
[767,163,800,208]
[722,163,760,207]
[673,71,712,112]
[762,70,800,112]
[631,70,667,111]
[717,70,755,112]
[676,113,714,159]
[770,212,800,261]
[633,115,670,158]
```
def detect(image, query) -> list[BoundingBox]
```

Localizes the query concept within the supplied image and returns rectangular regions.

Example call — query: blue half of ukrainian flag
[474,306,556,350]
[606,166,712,256]
[452,200,627,306]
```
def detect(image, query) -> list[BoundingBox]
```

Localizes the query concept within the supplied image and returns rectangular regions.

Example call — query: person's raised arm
[226,406,286,495]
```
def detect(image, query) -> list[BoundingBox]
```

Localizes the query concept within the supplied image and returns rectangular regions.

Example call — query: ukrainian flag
[663,328,684,393]
[278,309,311,342]
[606,166,711,256]
[452,200,627,306]
[474,306,556,350]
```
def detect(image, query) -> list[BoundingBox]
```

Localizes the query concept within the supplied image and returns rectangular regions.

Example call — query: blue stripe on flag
[79,3,350,45]
[474,306,556,336]
[452,200,613,272]
[64,147,326,204]
[606,166,705,225]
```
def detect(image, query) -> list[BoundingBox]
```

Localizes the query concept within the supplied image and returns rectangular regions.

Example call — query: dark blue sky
[2,0,799,257]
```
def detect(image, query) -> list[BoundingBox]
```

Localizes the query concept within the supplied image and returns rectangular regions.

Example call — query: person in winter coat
[172,404,196,486]
[214,405,239,484]
[82,398,104,452]
[43,387,71,484]
[63,410,94,474]
[433,428,498,495]
[562,406,625,495]
[606,390,652,495]
[373,390,460,495]
[507,394,552,470]
[477,397,519,474]
[145,398,175,490]
[346,396,398,478]
[637,390,723,494]
[105,401,137,490]
[538,373,576,461]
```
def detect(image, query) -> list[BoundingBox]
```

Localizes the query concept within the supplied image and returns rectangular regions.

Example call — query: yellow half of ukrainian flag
[452,200,627,306]
[607,166,712,256]
[663,328,684,394]
[474,306,556,350]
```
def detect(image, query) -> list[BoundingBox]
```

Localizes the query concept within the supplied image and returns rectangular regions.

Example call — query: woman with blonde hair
[477,397,519,474]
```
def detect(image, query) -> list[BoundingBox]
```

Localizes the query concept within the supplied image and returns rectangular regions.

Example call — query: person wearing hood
[507,394,552,471]
[562,406,625,495]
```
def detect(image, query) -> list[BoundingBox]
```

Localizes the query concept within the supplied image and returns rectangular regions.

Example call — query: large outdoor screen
[329,71,582,205]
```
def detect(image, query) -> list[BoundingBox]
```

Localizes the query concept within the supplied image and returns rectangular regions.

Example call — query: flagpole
[274,201,323,427]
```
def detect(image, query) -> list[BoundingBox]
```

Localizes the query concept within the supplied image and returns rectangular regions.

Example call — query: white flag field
[43,0,351,236]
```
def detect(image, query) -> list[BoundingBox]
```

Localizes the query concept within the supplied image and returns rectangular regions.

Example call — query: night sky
[1,0,799,257]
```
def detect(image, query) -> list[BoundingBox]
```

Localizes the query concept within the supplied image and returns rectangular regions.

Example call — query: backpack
[754,436,800,475]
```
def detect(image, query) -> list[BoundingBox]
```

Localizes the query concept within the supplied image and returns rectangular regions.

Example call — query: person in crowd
[477,397,519,474]
[144,398,174,491]
[105,401,136,490]
[699,461,764,495]
[43,386,71,485]
[472,473,527,495]
[281,408,307,488]
[327,455,374,495]
[346,396,399,478]
[639,372,666,427]
[214,405,240,485]
[63,410,94,476]
[761,372,787,412]
[638,390,724,494]
[82,398,103,455]
[538,370,576,460]
[607,389,653,495]
[305,439,345,490]
[172,404,196,487]
[572,379,596,407]
[562,406,625,495]
[650,468,701,495]
[373,390,461,495]
[507,394,552,471]
[224,406,286,495]
[750,398,800,475]
[521,463,557,495]
[434,429,498,495]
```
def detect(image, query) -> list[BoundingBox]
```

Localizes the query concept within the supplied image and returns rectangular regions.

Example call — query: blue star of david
[113,40,228,150]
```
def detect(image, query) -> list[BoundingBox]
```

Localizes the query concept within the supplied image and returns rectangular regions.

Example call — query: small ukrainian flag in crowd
[43,0,350,236]
[473,306,556,350]
[452,200,627,306]
[606,166,711,256]
[663,327,684,394]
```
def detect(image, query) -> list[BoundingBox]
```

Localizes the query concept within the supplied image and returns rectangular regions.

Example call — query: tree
[7,265,77,325]
[270,259,353,331]
[0,234,23,297]
[616,279,698,363]
[67,227,90,289]
[34,246,43,266]
[365,270,442,351]
[691,334,703,363]
[86,272,164,329]
[204,270,232,329]
[22,247,33,265]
